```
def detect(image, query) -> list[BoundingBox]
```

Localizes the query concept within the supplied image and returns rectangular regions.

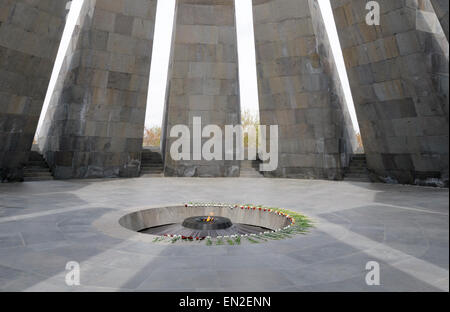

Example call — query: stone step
[141,162,163,166]
[24,164,50,168]
[345,179,371,183]
[344,177,371,183]
[140,150,163,177]
[24,167,51,172]
[348,167,367,171]
[23,172,52,177]
[347,172,369,176]
[240,173,264,178]
[240,169,262,173]
[351,155,366,161]
[344,153,370,181]
[349,159,366,162]
[141,173,164,177]
[347,168,368,174]
[141,156,162,161]
[345,173,370,179]
[141,168,164,173]
[141,151,162,156]
[25,167,49,172]
[349,158,366,162]
[240,162,260,169]
[141,163,164,168]
[350,160,367,166]
[23,176,54,182]
[240,168,263,177]
[28,151,44,161]
[348,166,367,171]
[349,161,367,167]
[142,159,162,164]
[24,151,53,181]
[23,172,53,176]
[27,160,48,166]
[141,165,163,169]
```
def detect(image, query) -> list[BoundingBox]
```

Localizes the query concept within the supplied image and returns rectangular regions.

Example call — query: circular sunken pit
[114,203,309,243]
[140,214,273,238]
[182,216,233,230]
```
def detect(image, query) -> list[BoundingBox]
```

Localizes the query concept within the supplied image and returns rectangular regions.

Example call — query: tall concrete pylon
[252,0,358,180]
[163,0,241,177]
[0,0,67,181]
[38,0,157,179]
[431,0,449,41]
[331,0,449,185]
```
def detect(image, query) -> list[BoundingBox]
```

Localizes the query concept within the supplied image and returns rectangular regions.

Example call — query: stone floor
[0,177,448,292]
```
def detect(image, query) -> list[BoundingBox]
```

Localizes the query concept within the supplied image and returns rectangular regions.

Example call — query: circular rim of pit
[93,203,310,245]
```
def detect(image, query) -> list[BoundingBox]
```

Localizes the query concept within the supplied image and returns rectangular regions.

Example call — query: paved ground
[0,177,448,292]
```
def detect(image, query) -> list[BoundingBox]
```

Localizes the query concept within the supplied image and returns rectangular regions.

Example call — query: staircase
[141,148,164,177]
[23,151,53,182]
[240,160,264,178]
[344,154,371,182]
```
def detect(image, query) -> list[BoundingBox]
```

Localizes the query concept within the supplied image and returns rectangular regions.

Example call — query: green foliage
[143,126,161,147]
[245,236,259,244]
[153,236,166,243]
[255,234,268,241]
[226,238,235,245]
[151,204,313,246]
[241,109,260,148]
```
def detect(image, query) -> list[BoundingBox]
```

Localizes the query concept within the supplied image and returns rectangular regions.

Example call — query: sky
[145,0,176,128]
[146,0,359,132]
[36,0,359,138]
[145,0,261,128]
[35,0,84,138]
[318,0,360,132]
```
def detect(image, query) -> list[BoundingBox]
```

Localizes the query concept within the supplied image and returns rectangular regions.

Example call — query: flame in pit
[204,212,215,223]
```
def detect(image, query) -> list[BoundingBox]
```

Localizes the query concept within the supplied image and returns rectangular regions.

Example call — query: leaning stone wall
[308,0,360,169]
[38,0,157,179]
[252,0,356,180]
[331,0,449,185]
[0,0,67,181]
[164,0,240,177]
[430,0,449,41]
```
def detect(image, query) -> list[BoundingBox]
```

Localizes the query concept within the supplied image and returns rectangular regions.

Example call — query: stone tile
[216,268,295,289]
[0,178,448,291]
[0,233,25,248]
[137,268,221,290]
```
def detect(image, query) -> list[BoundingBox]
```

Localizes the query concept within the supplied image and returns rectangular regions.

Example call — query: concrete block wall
[308,0,360,169]
[431,0,449,41]
[331,0,449,185]
[0,0,67,181]
[163,0,241,177]
[252,0,357,180]
[38,0,157,179]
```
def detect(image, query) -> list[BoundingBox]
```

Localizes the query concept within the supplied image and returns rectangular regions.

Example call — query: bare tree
[143,126,161,147]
